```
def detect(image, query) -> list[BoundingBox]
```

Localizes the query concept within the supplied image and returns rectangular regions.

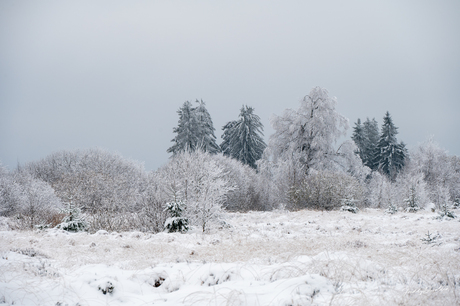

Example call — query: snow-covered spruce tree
[376,112,407,181]
[436,186,456,219]
[351,118,366,163]
[352,117,379,170]
[393,171,429,211]
[56,196,87,232]
[404,185,420,213]
[167,101,200,155]
[362,118,380,170]
[340,197,359,213]
[194,100,221,154]
[220,120,238,156]
[168,100,220,156]
[385,203,398,214]
[220,105,266,169]
[164,200,189,233]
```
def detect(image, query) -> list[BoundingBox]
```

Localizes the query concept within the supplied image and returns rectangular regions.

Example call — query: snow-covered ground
[1,208,459,306]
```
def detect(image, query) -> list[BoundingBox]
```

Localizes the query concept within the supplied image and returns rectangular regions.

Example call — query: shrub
[288,171,363,210]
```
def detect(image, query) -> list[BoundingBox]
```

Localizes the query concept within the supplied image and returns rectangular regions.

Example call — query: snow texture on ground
[1,208,459,305]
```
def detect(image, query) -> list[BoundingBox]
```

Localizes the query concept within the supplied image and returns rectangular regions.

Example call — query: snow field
[0,209,459,305]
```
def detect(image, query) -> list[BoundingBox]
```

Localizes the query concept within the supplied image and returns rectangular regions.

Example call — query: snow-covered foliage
[376,112,407,180]
[168,100,220,156]
[1,209,459,306]
[352,117,380,171]
[193,100,221,154]
[404,186,420,213]
[211,154,268,211]
[385,203,398,214]
[436,186,456,219]
[164,201,188,233]
[259,87,368,208]
[157,151,234,232]
[8,171,62,229]
[17,149,169,232]
[0,167,22,218]
[396,172,429,210]
[340,197,360,213]
[288,171,364,211]
[408,138,460,208]
[220,105,266,169]
[265,87,349,175]
[366,171,394,209]
[56,198,87,232]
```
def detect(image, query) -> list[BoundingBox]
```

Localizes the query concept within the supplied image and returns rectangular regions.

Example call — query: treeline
[1,87,459,232]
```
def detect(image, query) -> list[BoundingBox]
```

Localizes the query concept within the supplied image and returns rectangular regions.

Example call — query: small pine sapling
[56,196,88,232]
[438,200,456,219]
[385,203,398,214]
[405,186,420,213]
[452,197,460,209]
[340,198,359,213]
[164,201,189,233]
[421,231,439,244]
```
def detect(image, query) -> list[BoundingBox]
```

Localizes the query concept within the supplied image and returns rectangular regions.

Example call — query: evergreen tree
[164,200,189,233]
[220,120,238,156]
[168,100,220,155]
[362,118,380,170]
[194,100,221,154]
[56,196,88,232]
[167,101,200,155]
[376,112,407,180]
[220,105,266,169]
[404,185,420,213]
[351,118,365,162]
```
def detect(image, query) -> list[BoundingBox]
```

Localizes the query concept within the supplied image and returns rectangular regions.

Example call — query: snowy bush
[19,149,156,232]
[289,171,363,211]
[164,201,189,233]
[12,172,63,229]
[157,150,234,232]
[56,198,87,232]
[436,187,456,219]
[0,170,22,218]
[408,138,460,208]
[212,154,268,211]
[340,198,359,213]
[453,198,460,209]
[366,172,396,209]
[385,204,398,214]
[404,186,420,213]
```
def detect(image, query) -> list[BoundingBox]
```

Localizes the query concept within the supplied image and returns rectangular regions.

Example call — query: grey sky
[1,1,459,171]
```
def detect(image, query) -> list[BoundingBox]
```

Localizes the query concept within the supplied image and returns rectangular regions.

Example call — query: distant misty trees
[2,86,459,233]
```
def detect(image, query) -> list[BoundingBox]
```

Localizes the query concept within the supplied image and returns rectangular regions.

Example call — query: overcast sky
[1,1,459,171]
